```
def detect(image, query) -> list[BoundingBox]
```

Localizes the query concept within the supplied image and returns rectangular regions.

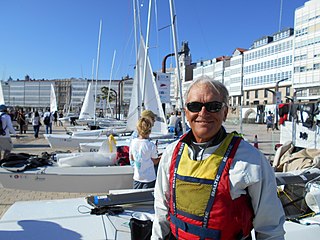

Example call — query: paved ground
[0,121,280,218]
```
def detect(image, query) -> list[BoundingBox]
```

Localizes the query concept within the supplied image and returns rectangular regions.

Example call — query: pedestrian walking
[32,111,41,138]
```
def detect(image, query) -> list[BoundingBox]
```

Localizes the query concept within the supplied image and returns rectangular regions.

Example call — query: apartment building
[191,0,320,110]
[1,77,133,117]
[243,28,294,106]
[293,0,320,100]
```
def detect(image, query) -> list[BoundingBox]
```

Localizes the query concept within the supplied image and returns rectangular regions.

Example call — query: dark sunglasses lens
[206,102,223,112]
[187,102,202,112]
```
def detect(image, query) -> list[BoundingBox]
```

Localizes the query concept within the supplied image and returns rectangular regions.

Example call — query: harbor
[0,121,280,218]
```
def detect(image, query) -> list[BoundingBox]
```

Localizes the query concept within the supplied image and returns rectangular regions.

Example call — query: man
[43,107,54,134]
[0,104,16,158]
[151,77,285,239]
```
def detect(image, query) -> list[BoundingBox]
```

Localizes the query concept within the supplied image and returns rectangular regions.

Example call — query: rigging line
[194,2,213,58]
[158,24,171,31]
[113,0,136,79]
[114,26,134,79]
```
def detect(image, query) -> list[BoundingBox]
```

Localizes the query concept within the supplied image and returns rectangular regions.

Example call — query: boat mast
[133,0,141,117]
[169,0,186,133]
[91,58,95,86]
[94,19,103,125]
[141,0,153,110]
[107,50,116,117]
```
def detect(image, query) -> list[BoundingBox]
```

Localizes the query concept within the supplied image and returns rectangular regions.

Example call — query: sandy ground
[0,121,280,218]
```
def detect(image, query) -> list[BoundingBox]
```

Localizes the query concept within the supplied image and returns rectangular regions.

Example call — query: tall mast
[94,19,102,125]
[133,0,141,117]
[91,58,95,85]
[141,0,153,109]
[169,0,186,133]
[107,50,116,117]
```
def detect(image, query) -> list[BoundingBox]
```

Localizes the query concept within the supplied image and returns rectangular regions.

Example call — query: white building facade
[293,0,320,100]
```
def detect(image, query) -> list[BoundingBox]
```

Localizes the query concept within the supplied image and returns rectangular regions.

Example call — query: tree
[96,86,117,103]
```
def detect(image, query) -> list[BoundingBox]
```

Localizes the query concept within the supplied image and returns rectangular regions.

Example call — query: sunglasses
[186,101,225,113]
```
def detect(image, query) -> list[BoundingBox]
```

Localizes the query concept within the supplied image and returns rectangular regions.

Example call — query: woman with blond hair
[129,117,159,189]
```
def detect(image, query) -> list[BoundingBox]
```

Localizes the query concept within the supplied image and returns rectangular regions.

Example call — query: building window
[264,89,268,98]
[255,90,259,98]
[246,91,250,99]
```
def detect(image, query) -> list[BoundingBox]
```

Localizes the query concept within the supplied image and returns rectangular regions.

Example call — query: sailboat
[126,36,168,135]
[0,0,175,195]
[44,36,173,149]
[0,135,134,193]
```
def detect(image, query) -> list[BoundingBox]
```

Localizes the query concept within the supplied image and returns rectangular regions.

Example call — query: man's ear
[223,107,228,122]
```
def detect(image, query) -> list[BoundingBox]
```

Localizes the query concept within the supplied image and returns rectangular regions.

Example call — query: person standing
[167,112,177,134]
[0,104,16,158]
[266,111,274,132]
[151,77,285,239]
[17,109,26,134]
[58,111,64,126]
[32,111,41,138]
[174,111,183,136]
[53,111,58,126]
[43,108,53,134]
[129,117,159,189]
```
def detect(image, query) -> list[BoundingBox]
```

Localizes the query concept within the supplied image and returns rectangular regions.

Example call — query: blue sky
[0,0,307,80]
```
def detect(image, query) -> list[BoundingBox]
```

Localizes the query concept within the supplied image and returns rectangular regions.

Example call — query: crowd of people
[0,107,66,138]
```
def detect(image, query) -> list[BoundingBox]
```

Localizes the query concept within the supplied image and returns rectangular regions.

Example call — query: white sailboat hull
[44,134,111,149]
[0,165,133,193]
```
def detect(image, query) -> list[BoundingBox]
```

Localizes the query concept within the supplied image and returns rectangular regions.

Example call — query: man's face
[185,83,228,143]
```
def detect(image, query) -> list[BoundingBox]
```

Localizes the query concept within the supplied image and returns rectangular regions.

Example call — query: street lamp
[274,78,288,130]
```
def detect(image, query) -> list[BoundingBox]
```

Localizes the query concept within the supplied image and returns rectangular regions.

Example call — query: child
[129,117,159,189]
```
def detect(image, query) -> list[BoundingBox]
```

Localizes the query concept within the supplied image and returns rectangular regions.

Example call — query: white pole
[169,0,186,133]
[141,0,152,109]
[107,50,116,117]
[133,0,141,117]
[94,19,102,126]
[91,58,95,85]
